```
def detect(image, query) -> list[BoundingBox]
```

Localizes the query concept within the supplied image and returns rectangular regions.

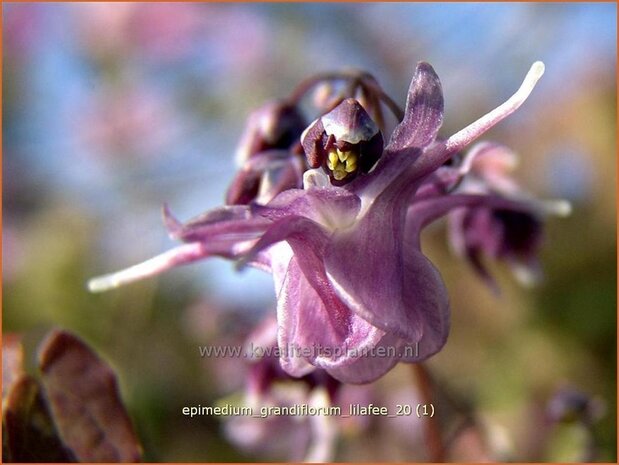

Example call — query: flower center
[326,148,358,180]
[301,99,384,186]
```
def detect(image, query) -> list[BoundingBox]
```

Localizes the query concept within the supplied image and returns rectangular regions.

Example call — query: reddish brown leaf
[38,330,142,463]
[3,374,75,462]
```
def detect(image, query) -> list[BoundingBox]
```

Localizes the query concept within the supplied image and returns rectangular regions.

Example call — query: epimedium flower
[89,61,555,383]
[444,142,570,291]
[301,98,384,185]
[223,316,342,462]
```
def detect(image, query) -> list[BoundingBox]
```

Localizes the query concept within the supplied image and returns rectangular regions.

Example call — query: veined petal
[406,193,539,248]
[276,258,386,375]
[253,186,361,230]
[163,204,271,243]
[402,250,450,360]
[387,62,444,152]
[88,242,212,292]
[447,207,501,293]
[90,203,277,292]
[345,63,443,200]
[325,200,448,344]
[394,62,545,185]
[445,62,545,155]
[325,332,401,384]
[413,166,462,200]
[325,202,416,341]
[237,215,331,279]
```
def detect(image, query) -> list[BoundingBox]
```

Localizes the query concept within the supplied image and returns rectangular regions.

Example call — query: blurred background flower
[3,3,616,461]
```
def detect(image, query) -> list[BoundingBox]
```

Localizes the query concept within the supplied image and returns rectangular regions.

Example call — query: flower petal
[390,62,545,185]
[164,204,271,243]
[444,62,545,157]
[413,166,462,200]
[402,253,450,360]
[345,64,443,199]
[226,150,304,205]
[387,62,444,152]
[276,258,386,375]
[254,187,361,229]
[463,142,518,176]
[237,215,330,276]
[88,242,212,292]
[406,193,541,247]
[325,204,449,345]
[321,98,380,144]
[325,332,401,384]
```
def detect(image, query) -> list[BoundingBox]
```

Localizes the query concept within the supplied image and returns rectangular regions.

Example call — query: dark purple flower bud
[235,100,306,164]
[492,209,543,259]
[448,206,543,290]
[443,142,570,289]
[226,150,305,205]
[301,98,383,185]
[227,100,307,205]
[225,169,261,205]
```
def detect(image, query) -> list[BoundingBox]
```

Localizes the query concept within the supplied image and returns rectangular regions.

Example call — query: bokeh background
[3,2,616,461]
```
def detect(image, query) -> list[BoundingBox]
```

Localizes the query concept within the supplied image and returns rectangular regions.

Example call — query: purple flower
[243,317,342,402]
[89,61,554,383]
[445,142,570,290]
[224,317,342,462]
[301,98,384,185]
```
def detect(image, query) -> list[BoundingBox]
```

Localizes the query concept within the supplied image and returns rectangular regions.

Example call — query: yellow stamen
[327,150,339,170]
[337,149,350,162]
[326,149,359,180]
[344,162,357,173]
[344,153,357,173]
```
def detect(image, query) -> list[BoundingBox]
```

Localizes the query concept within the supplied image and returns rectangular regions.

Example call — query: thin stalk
[412,363,445,462]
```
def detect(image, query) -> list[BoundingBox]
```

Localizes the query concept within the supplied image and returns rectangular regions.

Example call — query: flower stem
[412,363,445,462]
[288,70,405,121]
